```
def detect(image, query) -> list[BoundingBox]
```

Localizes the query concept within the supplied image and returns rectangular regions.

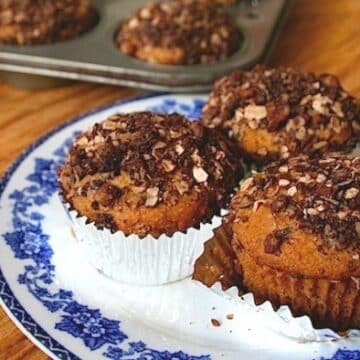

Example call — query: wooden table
[0,0,359,359]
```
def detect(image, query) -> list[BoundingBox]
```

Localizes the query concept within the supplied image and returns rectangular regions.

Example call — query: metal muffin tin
[0,0,290,92]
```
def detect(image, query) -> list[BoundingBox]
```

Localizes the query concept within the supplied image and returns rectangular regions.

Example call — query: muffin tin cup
[0,0,291,91]
[195,281,360,343]
[65,203,222,286]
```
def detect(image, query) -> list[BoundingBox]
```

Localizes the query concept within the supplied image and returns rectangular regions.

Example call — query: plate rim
[0,92,171,360]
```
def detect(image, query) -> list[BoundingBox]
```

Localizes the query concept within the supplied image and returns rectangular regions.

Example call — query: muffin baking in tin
[58,111,243,285]
[0,0,98,45]
[116,0,241,65]
[0,0,290,91]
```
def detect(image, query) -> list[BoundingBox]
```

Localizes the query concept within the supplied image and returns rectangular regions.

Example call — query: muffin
[202,65,360,164]
[58,111,243,284]
[0,0,97,45]
[227,154,360,330]
[116,0,241,65]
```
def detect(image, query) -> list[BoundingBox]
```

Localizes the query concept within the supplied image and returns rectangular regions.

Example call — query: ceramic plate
[1,94,359,360]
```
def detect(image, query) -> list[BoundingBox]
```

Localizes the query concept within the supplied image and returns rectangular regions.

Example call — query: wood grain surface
[0,0,359,359]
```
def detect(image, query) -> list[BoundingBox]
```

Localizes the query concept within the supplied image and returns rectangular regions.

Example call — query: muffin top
[59,112,242,235]
[202,65,360,163]
[0,0,97,45]
[229,154,360,278]
[117,0,240,65]
[231,154,360,251]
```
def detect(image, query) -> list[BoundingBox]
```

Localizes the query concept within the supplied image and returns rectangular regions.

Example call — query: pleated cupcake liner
[62,199,222,285]
[194,279,360,343]
[192,222,242,290]
[191,215,359,343]
[240,250,360,330]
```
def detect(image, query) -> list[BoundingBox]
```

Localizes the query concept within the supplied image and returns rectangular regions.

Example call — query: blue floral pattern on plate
[0,96,210,360]
[320,349,360,360]
[0,95,358,360]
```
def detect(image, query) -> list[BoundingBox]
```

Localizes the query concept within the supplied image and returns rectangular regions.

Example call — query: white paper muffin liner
[195,281,360,343]
[64,202,222,285]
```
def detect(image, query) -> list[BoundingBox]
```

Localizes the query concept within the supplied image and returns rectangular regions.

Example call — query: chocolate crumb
[264,228,290,255]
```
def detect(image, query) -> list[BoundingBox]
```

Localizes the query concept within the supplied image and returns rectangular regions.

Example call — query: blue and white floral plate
[1,94,359,360]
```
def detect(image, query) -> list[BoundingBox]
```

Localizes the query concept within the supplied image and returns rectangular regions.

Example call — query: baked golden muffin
[116,0,241,65]
[227,154,360,330]
[58,112,242,238]
[58,111,242,285]
[202,65,360,164]
[0,0,97,45]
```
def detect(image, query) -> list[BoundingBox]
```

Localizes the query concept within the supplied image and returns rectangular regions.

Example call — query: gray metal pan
[0,0,291,92]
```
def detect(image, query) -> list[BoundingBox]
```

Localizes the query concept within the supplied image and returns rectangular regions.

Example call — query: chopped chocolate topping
[202,65,360,162]
[232,154,360,251]
[94,183,123,208]
[263,234,281,255]
[95,213,117,232]
[91,200,99,210]
[58,111,243,230]
[211,318,221,327]
[117,0,241,65]
[264,228,290,255]
[0,0,98,45]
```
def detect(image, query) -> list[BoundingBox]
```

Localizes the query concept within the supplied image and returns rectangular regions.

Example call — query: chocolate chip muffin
[116,0,241,65]
[59,111,242,237]
[227,154,360,330]
[0,0,98,45]
[202,66,360,164]
[58,111,242,285]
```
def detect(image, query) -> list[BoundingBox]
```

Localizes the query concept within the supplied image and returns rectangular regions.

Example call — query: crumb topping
[202,65,360,160]
[211,318,221,327]
[230,154,360,252]
[59,111,242,213]
[117,0,241,65]
[0,0,97,45]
